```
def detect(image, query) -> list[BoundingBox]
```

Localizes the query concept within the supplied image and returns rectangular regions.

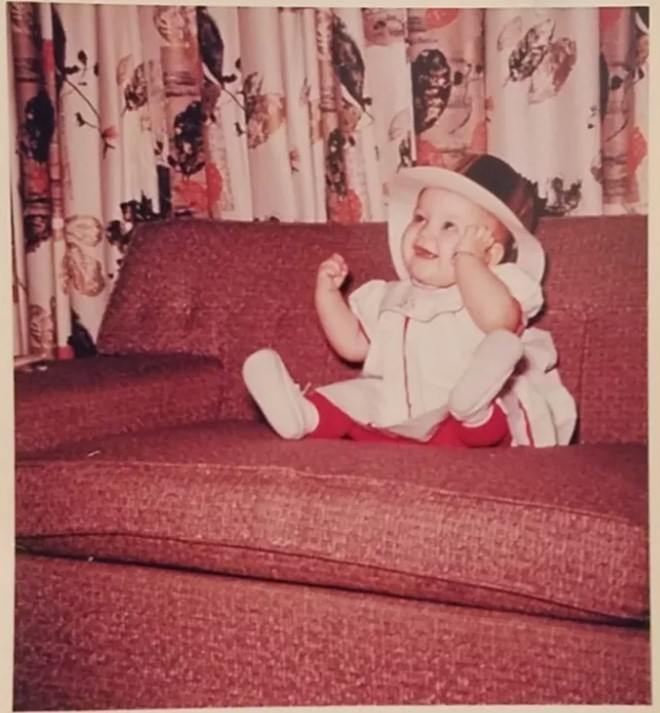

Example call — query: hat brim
[388,166,546,283]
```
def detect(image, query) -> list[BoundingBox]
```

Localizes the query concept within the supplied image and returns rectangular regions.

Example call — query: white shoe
[242,349,318,440]
[449,330,524,424]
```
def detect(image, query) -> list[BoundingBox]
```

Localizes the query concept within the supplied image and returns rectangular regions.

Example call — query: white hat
[387,157,546,283]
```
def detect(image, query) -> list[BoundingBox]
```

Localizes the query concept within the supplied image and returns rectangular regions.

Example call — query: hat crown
[454,154,541,233]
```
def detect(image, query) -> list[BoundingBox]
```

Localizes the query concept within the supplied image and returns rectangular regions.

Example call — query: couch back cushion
[98,216,647,444]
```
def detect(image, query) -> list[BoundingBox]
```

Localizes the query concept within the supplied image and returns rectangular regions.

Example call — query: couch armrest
[15,354,224,457]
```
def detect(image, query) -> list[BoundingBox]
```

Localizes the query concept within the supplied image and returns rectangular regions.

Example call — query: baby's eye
[442,221,456,231]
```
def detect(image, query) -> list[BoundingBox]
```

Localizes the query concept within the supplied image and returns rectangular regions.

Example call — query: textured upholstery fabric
[14,554,650,710]
[97,216,647,444]
[14,354,223,456]
[14,215,648,709]
[16,421,648,624]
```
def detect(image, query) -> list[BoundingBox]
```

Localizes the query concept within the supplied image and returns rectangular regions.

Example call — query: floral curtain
[9,4,649,360]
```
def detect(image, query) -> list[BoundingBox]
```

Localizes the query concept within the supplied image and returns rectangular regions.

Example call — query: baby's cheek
[401,229,415,258]
[438,233,460,259]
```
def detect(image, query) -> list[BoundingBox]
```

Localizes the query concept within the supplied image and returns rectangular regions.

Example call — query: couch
[13,215,649,708]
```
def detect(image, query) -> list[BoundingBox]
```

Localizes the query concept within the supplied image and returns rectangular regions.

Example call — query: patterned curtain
[9,5,649,359]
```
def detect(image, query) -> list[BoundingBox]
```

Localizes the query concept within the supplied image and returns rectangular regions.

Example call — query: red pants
[306,392,511,448]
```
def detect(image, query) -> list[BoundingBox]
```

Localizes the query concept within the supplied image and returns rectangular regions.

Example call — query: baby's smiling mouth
[413,244,438,259]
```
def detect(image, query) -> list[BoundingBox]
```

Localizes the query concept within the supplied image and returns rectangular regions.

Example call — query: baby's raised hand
[317,253,349,292]
[456,225,495,261]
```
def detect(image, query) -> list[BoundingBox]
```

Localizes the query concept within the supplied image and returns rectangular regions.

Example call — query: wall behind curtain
[8,4,649,358]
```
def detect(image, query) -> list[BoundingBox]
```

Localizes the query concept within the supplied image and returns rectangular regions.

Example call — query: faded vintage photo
[10,3,650,709]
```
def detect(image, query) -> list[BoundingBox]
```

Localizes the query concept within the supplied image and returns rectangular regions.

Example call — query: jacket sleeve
[347,280,388,342]
[492,263,544,324]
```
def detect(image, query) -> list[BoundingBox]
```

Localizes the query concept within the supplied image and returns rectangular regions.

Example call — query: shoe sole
[242,349,306,439]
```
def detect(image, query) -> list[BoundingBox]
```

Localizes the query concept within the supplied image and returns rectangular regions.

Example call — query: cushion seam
[16,531,647,623]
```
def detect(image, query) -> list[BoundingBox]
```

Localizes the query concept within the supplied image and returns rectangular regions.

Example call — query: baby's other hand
[317,253,349,292]
[456,225,495,261]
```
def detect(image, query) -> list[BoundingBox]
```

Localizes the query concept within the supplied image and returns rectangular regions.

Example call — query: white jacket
[316,263,576,446]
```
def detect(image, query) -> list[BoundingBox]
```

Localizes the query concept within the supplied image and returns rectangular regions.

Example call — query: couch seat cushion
[15,354,223,456]
[16,421,648,625]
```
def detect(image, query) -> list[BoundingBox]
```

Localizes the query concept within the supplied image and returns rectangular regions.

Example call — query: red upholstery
[14,216,649,707]
[17,421,648,624]
[14,555,649,709]
[15,354,223,456]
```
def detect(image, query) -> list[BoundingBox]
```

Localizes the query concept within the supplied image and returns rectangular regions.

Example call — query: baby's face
[401,187,504,288]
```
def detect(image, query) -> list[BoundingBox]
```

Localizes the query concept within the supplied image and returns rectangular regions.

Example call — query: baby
[243,154,576,448]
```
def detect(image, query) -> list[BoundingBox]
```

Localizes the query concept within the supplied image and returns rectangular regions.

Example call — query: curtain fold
[9,4,649,359]
[485,8,603,215]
